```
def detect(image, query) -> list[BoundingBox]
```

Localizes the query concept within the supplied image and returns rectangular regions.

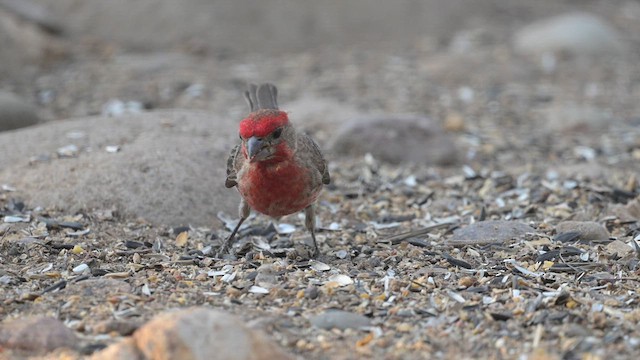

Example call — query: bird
[218,83,330,257]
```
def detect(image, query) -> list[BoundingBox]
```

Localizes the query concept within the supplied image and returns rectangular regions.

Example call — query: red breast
[238,160,321,217]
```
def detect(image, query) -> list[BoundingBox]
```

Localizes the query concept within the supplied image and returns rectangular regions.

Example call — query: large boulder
[91,307,294,360]
[0,316,79,354]
[514,13,624,57]
[331,115,460,165]
[0,110,238,226]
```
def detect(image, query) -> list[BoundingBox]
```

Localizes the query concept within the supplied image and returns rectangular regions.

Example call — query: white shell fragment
[327,274,354,286]
[221,270,237,283]
[249,286,270,294]
[217,211,251,232]
[105,145,120,153]
[309,260,331,272]
[462,165,477,178]
[72,263,89,274]
[184,83,205,98]
[504,259,543,277]
[66,228,90,237]
[403,175,417,187]
[328,222,341,231]
[447,289,466,303]
[573,145,596,161]
[40,263,53,273]
[208,264,233,278]
[57,144,79,157]
[458,86,475,103]
[275,223,296,234]
[1,184,16,192]
[369,221,401,230]
[141,283,152,296]
[102,99,143,117]
[253,237,271,250]
[4,215,30,223]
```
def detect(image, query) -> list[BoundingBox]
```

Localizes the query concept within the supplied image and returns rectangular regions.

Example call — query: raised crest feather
[244,83,279,111]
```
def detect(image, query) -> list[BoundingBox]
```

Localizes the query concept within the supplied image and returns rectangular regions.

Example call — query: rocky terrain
[1,0,640,359]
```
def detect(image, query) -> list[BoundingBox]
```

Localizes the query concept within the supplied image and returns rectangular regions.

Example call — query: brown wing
[225,143,242,188]
[298,133,330,185]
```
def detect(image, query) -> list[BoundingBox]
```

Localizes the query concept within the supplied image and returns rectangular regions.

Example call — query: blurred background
[1,0,639,124]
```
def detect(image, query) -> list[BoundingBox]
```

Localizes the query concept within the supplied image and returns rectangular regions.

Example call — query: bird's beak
[247,136,265,162]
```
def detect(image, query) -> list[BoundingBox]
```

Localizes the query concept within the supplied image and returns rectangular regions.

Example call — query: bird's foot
[215,242,230,258]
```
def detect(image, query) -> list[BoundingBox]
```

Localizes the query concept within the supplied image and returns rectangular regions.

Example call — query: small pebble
[0,317,79,353]
[249,286,269,294]
[310,310,371,330]
[605,240,633,257]
[57,144,79,157]
[310,260,331,272]
[72,263,89,274]
[4,215,30,223]
[326,274,353,287]
[556,221,609,241]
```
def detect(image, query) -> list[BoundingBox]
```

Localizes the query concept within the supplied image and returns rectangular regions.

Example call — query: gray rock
[331,115,459,165]
[609,197,640,223]
[309,309,371,330]
[0,110,239,226]
[0,316,79,353]
[92,307,294,360]
[0,7,67,84]
[549,163,609,181]
[0,92,40,132]
[556,221,609,241]
[605,240,633,257]
[449,220,535,244]
[255,264,280,289]
[514,13,624,57]
[284,95,361,140]
[535,103,613,133]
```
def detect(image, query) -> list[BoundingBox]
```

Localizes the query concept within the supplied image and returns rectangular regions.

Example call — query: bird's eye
[272,128,283,139]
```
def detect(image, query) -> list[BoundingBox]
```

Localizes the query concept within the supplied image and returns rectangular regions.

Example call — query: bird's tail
[244,83,279,111]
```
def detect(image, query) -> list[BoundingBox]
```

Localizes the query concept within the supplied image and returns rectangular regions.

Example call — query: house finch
[218,83,330,257]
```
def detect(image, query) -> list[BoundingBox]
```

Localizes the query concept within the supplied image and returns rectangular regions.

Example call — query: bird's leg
[304,205,320,257]
[216,200,250,257]
[216,217,246,256]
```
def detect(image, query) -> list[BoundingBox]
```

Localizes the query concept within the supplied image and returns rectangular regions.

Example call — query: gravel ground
[2,149,640,359]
